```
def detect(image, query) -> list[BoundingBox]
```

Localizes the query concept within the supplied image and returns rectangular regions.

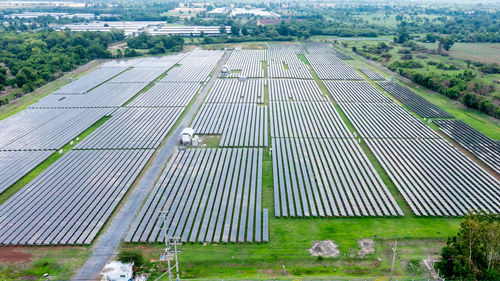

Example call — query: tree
[438,36,454,53]
[219,25,227,34]
[424,33,437,43]
[395,30,410,44]
[241,26,249,36]
[437,212,500,280]
[230,25,240,36]
[200,31,205,38]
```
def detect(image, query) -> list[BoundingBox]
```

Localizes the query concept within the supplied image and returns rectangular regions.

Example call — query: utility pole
[389,241,398,281]
[155,211,183,281]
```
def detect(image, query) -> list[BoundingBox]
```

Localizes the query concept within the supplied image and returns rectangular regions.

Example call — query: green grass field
[0,246,90,280]
[448,43,500,64]
[353,12,447,29]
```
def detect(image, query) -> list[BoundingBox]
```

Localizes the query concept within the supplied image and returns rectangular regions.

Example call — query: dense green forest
[0,29,121,105]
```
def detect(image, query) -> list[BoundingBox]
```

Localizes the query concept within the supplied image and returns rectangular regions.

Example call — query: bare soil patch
[0,247,33,263]
[308,240,340,258]
[358,239,375,258]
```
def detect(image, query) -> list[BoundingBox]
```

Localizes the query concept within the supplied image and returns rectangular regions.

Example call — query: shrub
[117,250,145,266]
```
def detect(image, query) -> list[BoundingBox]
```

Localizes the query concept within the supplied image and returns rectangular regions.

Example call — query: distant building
[208,7,230,17]
[230,8,280,19]
[6,12,95,19]
[56,21,164,36]
[146,25,230,36]
[57,21,230,37]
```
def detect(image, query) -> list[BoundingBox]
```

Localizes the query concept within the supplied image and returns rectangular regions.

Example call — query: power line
[155,210,183,281]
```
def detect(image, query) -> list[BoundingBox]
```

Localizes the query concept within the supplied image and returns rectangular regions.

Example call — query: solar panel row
[0,149,154,245]
[434,119,500,174]
[272,138,403,217]
[377,81,454,118]
[192,103,268,147]
[125,148,268,243]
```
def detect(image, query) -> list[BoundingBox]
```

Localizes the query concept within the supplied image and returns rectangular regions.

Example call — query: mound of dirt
[308,240,340,258]
[358,239,375,257]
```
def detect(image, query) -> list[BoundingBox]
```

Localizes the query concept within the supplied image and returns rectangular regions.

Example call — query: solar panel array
[272,138,403,217]
[162,50,224,82]
[53,67,128,95]
[192,103,267,147]
[304,43,362,80]
[0,108,112,150]
[305,46,500,217]
[221,50,266,78]
[268,44,312,79]
[359,68,386,81]
[128,82,200,107]
[309,44,500,217]
[192,74,267,147]
[304,44,345,66]
[270,101,351,139]
[324,81,393,103]
[75,107,184,149]
[32,82,149,108]
[339,103,439,139]
[269,44,401,218]
[0,149,154,245]
[109,67,168,83]
[99,54,186,68]
[205,79,265,103]
[126,148,269,243]
[367,139,500,216]
[0,51,209,245]
[269,79,328,102]
[434,119,500,174]
[377,81,454,118]
[0,150,54,193]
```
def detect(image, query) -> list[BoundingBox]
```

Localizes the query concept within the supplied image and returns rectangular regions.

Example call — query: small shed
[181,127,195,145]
[101,261,133,281]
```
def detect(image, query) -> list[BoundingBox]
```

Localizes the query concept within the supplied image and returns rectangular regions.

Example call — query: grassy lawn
[448,43,500,64]
[0,246,90,280]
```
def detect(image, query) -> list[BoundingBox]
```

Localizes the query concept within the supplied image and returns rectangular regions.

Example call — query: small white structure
[181,127,195,145]
[101,261,133,281]
[221,65,230,75]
